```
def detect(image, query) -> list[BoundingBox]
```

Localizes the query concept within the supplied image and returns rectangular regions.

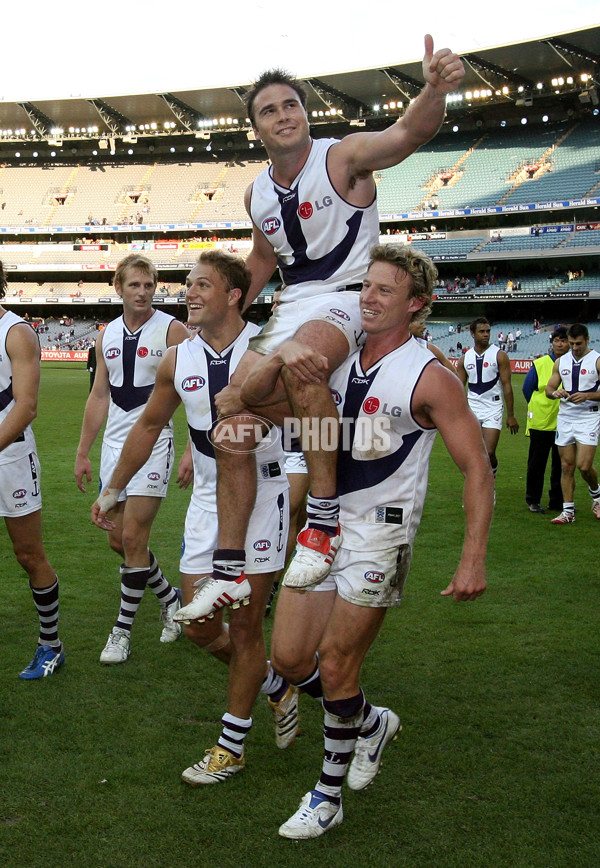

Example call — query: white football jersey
[0,311,37,465]
[557,348,600,418]
[102,309,175,448]
[328,335,437,550]
[174,323,287,512]
[463,345,503,411]
[249,137,379,303]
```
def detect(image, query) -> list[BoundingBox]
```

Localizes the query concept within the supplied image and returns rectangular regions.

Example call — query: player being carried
[176,34,466,624]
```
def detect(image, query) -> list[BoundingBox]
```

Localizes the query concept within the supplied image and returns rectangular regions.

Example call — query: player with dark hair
[75,253,189,663]
[176,34,467,624]
[0,261,65,678]
[522,326,569,513]
[457,316,519,490]
[545,323,600,524]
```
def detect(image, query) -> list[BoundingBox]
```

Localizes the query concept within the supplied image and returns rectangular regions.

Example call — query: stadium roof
[0,26,597,148]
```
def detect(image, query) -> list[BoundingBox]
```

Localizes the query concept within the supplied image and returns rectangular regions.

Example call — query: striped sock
[115,564,148,632]
[294,660,323,699]
[260,662,288,702]
[146,550,177,607]
[359,701,381,737]
[306,492,339,536]
[217,713,252,758]
[212,548,246,582]
[31,577,61,649]
[315,692,364,800]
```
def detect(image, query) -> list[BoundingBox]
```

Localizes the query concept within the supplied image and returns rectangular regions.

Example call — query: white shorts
[284,450,308,475]
[248,291,364,356]
[0,451,42,518]
[555,408,600,447]
[469,399,503,431]
[180,489,289,576]
[308,542,412,608]
[100,438,174,501]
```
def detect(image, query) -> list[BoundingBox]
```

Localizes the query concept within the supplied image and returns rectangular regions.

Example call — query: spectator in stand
[523,327,569,513]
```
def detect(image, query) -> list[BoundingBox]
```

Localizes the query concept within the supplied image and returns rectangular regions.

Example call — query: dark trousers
[526,429,563,509]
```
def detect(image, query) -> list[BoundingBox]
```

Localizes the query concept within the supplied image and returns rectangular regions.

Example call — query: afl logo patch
[262,217,280,235]
[363,396,380,415]
[253,539,271,551]
[147,472,160,481]
[329,309,350,321]
[12,489,26,499]
[105,347,121,359]
[137,346,149,358]
[298,201,313,219]
[364,570,385,584]
[182,376,206,391]
[330,389,342,405]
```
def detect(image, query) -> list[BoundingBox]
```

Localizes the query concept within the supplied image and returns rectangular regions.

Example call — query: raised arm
[91,348,181,528]
[74,330,110,492]
[0,323,40,453]
[330,34,464,182]
[414,365,493,601]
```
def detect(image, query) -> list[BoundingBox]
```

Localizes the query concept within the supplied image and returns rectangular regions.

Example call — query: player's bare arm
[329,34,464,193]
[456,354,468,386]
[0,323,40,453]
[91,348,181,529]
[241,185,279,311]
[545,359,567,399]
[167,319,192,347]
[74,330,110,492]
[414,364,492,601]
[498,349,519,433]
[240,338,327,409]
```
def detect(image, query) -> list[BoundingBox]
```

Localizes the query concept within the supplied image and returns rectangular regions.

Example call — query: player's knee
[270,646,312,684]
[107,536,125,558]
[318,649,350,693]
[13,547,47,579]
[184,620,230,654]
[228,612,263,651]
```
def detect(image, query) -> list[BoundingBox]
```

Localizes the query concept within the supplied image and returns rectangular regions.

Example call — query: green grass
[1,366,599,868]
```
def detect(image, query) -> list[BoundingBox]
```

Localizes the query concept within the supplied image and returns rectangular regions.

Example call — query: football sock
[260,662,289,702]
[146,550,178,607]
[212,548,246,582]
[31,577,61,649]
[563,502,575,514]
[359,700,381,737]
[588,486,600,500]
[217,713,252,758]
[294,660,323,698]
[306,492,339,536]
[316,692,365,800]
[491,461,498,479]
[115,564,148,632]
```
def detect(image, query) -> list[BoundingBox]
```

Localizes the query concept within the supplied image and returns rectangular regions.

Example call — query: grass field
[1,362,599,868]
